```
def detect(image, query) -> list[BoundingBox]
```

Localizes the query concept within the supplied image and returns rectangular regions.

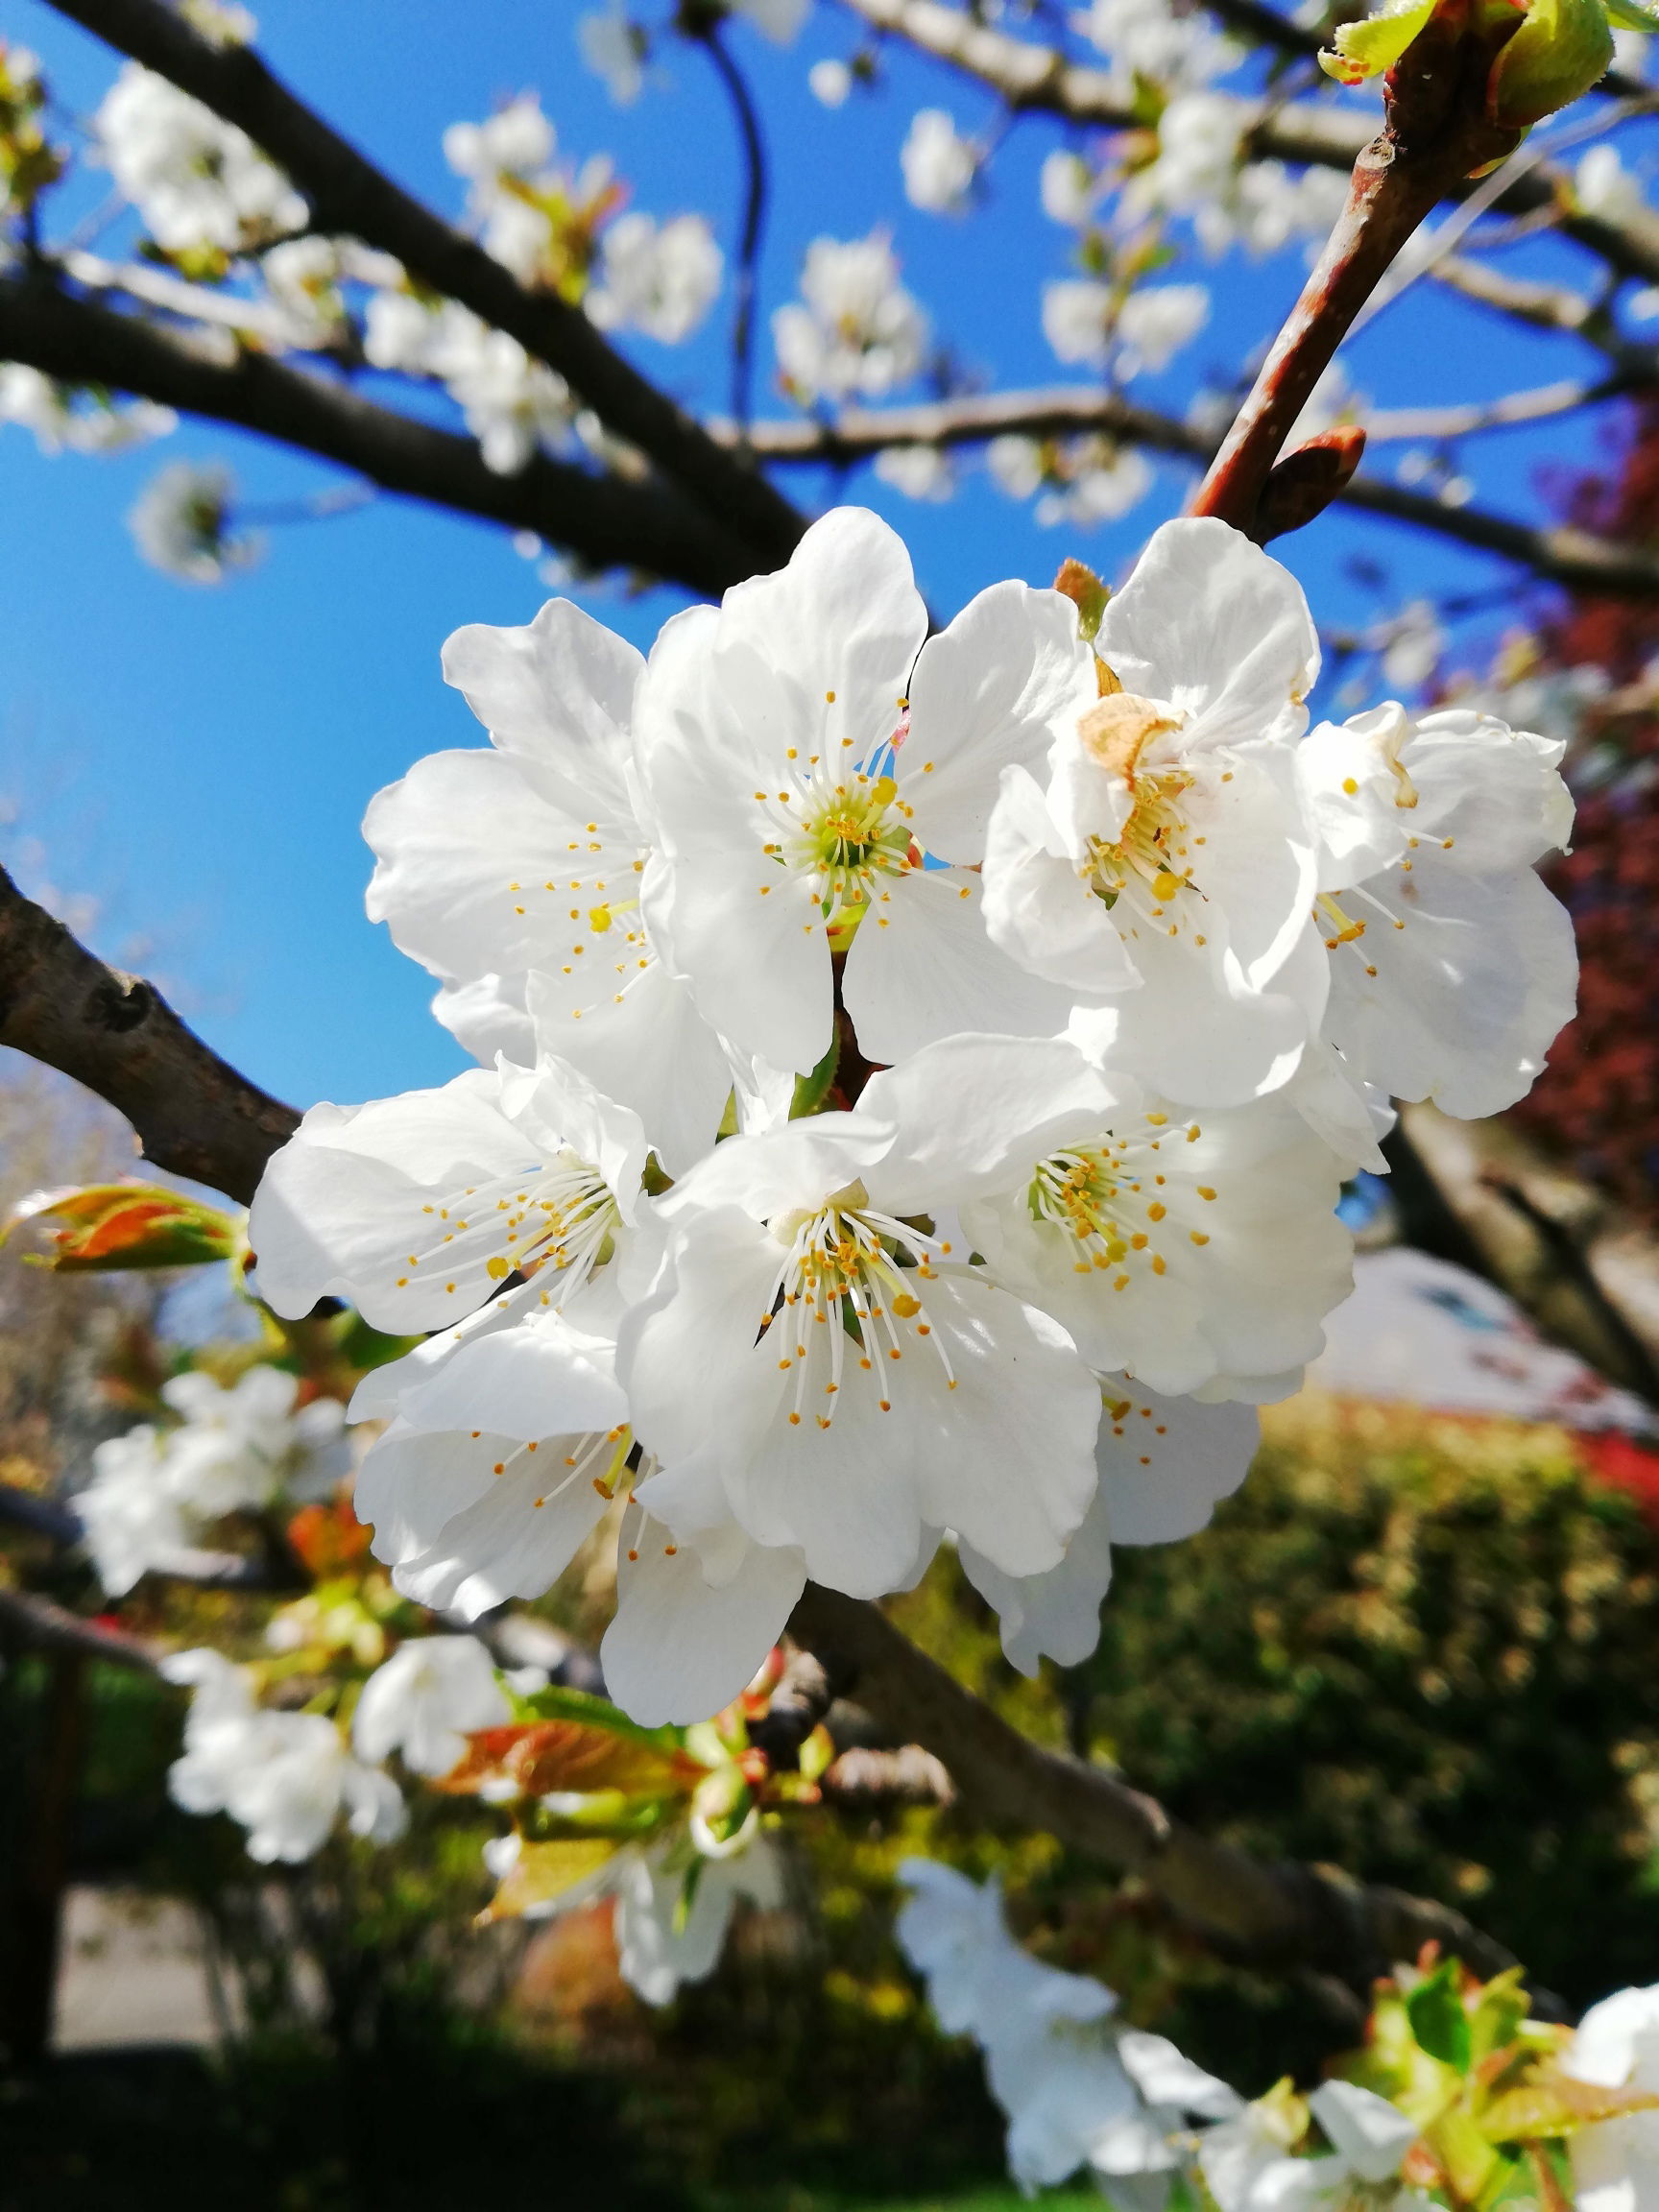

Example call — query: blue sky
[0,0,1638,1117]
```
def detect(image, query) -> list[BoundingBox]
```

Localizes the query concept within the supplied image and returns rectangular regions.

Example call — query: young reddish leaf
[480,1837,619,1923]
[8,1182,241,1271]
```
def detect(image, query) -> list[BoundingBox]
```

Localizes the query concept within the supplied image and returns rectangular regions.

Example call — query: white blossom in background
[1204,2081,1424,2212]
[773,233,928,402]
[1042,278,1209,378]
[483,1823,784,2006]
[588,211,722,344]
[577,5,648,106]
[76,1366,350,1596]
[77,1428,190,1597]
[901,108,976,214]
[1041,148,1098,228]
[809,58,854,107]
[363,288,574,471]
[1576,142,1646,224]
[1378,599,1447,694]
[897,1861,1241,2195]
[94,62,305,252]
[0,364,176,455]
[873,443,954,501]
[128,460,262,584]
[994,437,1153,530]
[1564,1982,1659,2212]
[162,1648,406,1864]
[352,1635,512,1777]
[1075,0,1236,97]
[259,234,349,349]
[156,1365,349,1518]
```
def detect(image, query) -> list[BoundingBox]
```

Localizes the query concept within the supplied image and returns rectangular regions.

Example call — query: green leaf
[509,1680,690,1760]
[1407,1960,1474,2074]
[1604,0,1659,31]
[1481,2069,1659,2142]
[1487,0,1615,127]
[1320,0,1438,84]
[791,1029,842,1118]
[480,1836,619,1923]
[1469,1966,1532,2067]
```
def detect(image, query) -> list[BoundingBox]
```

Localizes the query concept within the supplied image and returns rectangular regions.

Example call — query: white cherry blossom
[350,1312,807,1728]
[162,1649,405,1864]
[248,1054,647,1335]
[0,365,175,454]
[863,1035,1351,1398]
[156,1364,349,1517]
[578,8,648,106]
[95,62,305,252]
[1205,2080,1425,2212]
[128,461,261,584]
[1566,1982,1659,2212]
[1296,702,1577,1118]
[635,504,1091,1074]
[365,594,735,1170]
[618,1107,1102,1599]
[772,234,928,403]
[902,109,976,214]
[352,1634,512,1777]
[588,212,722,345]
[77,1427,190,1597]
[983,517,1326,1106]
[612,1833,784,2005]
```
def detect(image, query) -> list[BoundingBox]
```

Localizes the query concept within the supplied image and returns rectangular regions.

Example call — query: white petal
[1097,517,1316,751]
[433,973,537,1066]
[441,594,643,823]
[1095,1386,1256,1544]
[860,1031,1115,1216]
[983,764,1141,997]
[1307,2081,1415,2184]
[602,1516,805,1726]
[1324,861,1577,1118]
[248,1070,537,1329]
[902,581,1097,863]
[364,748,638,988]
[842,864,1072,1065]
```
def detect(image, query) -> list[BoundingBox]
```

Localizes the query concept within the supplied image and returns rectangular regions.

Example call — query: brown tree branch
[0,858,298,1207]
[1191,15,1521,532]
[0,268,766,597]
[735,388,1659,596]
[837,0,1659,285]
[0,1583,161,1671]
[789,1583,1531,1998]
[41,0,807,567]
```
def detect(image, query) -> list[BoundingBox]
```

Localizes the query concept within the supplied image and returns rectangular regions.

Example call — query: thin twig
[0,268,767,596]
[696,20,769,441]
[0,1584,162,1672]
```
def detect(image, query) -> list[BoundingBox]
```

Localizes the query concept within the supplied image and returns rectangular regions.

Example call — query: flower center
[396,1151,621,1303]
[787,774,913,935]
[1082,763,1200,926]
[757,1197,956,1427]
[1028,1113,1206,1291]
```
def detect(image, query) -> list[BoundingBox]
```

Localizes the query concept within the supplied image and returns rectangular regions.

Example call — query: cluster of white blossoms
[0,363,176,459]
[243,507,1575,1729]
[900,1863,1659,2211]
[77,1365,351,1597]
[157,1629,520,1863]
[988,435,1155,532]
[94,62,307,254]
[772,234,929,404]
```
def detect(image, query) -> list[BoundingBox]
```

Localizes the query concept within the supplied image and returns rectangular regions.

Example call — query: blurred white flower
[95,62,305,252]
[128,459,262,583]
[578,5,647,105]
[902,108,976,214]
[588,211,722,344]
[773,233,928,402]
[809,58,854,106]
[1576,142,1645,224]
[0,364,175,455]
[352,1636,512,1778]
[1041,148,1096,227]
[873,442,953,500]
